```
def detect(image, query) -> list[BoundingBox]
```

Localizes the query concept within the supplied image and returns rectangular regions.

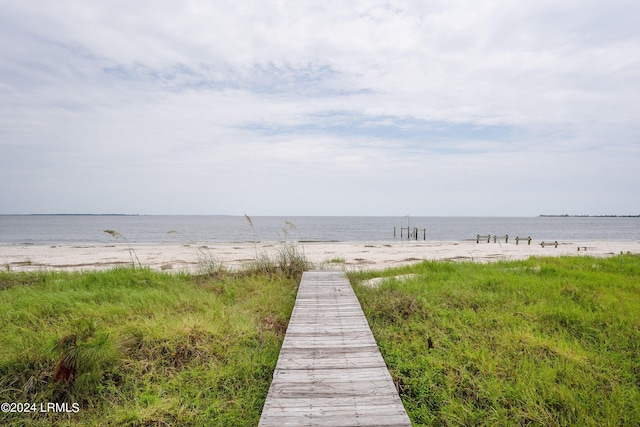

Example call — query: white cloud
[1,0,639,215]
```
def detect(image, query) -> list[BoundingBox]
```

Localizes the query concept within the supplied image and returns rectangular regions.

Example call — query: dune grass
[349,254,640,426]
[3,253,639,426]
[0,265,301,426]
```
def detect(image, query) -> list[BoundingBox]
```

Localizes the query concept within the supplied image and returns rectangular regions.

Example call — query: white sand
[2,240,639,273]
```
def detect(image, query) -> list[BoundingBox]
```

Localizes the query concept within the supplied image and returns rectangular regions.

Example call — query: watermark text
[1,402,80,413]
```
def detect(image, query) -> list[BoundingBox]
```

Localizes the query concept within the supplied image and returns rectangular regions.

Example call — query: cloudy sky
[1,1,639,216]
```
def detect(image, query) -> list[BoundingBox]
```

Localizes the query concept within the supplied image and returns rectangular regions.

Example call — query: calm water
[1,215,639,245]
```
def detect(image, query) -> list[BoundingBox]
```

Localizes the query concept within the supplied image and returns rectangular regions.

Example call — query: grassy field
[350,254,640,426]
[2,254,639,426]
[0,259,303,426]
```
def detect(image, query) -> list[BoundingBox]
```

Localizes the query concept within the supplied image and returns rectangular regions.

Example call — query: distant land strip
[539,214,640,217]
[12,213,139,216]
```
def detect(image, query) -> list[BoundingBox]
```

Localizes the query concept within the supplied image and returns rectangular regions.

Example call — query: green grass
[3,254,639,426]
[349,254,640,426]
[0,267,300,426]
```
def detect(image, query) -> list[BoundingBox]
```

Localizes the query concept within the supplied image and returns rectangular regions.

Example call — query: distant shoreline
[539,214,640,218]
[1,213,139,216]
[2,213,639,218]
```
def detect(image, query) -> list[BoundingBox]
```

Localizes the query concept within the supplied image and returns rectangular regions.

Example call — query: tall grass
[350,254,640,426]
[103,230,141,268]
[242,215,311,278]
[166,230,224,276]
[6,248,635,426]
[244,214,258,259]
[0,267,299,426]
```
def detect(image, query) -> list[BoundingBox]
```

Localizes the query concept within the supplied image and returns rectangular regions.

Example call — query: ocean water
[1,215,639,245]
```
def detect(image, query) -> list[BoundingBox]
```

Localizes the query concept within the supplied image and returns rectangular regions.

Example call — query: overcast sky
[1,1,639,216]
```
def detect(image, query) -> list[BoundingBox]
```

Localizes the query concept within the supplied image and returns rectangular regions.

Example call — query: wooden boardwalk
[259,270,412,427]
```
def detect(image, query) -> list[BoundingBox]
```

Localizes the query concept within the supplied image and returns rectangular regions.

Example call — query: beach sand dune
[2,240,639,272]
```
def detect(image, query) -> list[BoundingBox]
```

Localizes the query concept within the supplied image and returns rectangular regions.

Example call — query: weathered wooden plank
[262,401,409,414]
[261,414,410,427]
[259,270,411,427]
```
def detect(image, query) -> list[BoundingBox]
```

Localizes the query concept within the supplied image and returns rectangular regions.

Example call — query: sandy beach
[2,240,639,273]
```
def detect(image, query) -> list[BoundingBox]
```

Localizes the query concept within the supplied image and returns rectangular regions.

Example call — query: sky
[1,1,639,216]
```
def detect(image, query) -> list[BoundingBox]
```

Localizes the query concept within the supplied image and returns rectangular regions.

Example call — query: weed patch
[351,255,640,426]
[0,267,298,426]
[359,287,429,325]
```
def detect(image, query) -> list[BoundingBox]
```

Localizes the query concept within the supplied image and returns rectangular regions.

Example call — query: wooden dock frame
[476,234,509,243]
[259,271,412,426]
[476,234,491,243]
[515,236,532,245]
[395,226,426,240]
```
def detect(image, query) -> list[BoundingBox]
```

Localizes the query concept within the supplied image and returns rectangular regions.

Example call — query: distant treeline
[539,214,640,218]
[22,213,138,216]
